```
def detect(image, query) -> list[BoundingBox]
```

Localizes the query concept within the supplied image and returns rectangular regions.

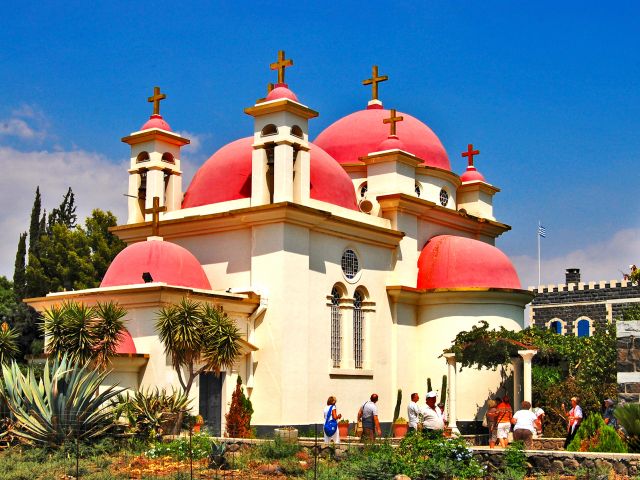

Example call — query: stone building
[530,268,640,337]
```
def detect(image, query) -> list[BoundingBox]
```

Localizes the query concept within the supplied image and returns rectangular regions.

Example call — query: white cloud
[0,105,49,141]
[511,228,640,289]
[176,131,207,154]
[0,147,127,278]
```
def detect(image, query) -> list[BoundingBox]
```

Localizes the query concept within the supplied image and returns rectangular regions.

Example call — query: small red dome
[182,137,358,211]
[101,239,211,290]
[314,108,450,170]
[141,114,172,131]
[417,235,521,289]
[115,329,137,355]
[266,84,299,102]
[377,136,406,152]
[460,168,486,183]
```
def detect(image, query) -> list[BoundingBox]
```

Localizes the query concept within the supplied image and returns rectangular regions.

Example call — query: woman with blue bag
[323,396,342,444]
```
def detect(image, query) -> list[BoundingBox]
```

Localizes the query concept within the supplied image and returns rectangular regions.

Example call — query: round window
[341,249,360,280]
[359,183,368,198]
[439,188,449,207]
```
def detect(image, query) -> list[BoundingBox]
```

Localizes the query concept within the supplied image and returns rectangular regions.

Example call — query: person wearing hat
[421,391,445,432]
[603,398,617,429]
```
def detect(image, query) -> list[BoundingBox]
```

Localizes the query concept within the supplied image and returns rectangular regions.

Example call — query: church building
[26,52,533,435]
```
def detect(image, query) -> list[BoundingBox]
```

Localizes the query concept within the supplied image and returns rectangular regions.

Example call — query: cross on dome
[383,109,404,136]
[362,65,388,102]
[462,143,480,168]
[144,196,167,236]
[147,86,166,116]
[270,50,293,85]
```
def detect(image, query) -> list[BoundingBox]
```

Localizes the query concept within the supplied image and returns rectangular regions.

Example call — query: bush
[225,376,252,438]
[257,436,300,459]
[567,413,627,453]
[146,434,215,460]
[614,403,640,452]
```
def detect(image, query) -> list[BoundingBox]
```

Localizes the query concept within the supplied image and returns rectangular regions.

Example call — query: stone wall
[617,320,640,402]
[530,280,640,334]
[473,449,640,477]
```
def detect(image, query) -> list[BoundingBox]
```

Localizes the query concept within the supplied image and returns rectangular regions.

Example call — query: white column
[293,146,310,205]
[443,353,458,433]
[251,147,270,206]
[145,167,165,214]
[511,356,523,409]
[518,349,537,404]
[127,170,143,224]
[164,171,182,212]
[273,142,294,203]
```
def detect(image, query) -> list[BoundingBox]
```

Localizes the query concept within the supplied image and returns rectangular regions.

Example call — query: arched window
[359,182,368,198]
[353,290,364,369]
[330,287,342,368]
[161,152,175,164]
[261,124,278,136]
[136,151,150,163]
[548,319,564,335]
[291,125,303,138]
[415,182,421,197]
[576,318,592,338]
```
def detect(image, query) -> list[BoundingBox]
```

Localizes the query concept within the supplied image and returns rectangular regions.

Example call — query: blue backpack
[324,405,338,437]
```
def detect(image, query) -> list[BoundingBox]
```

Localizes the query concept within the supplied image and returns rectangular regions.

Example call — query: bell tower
[122,87,190,224]
[244,51,318,206]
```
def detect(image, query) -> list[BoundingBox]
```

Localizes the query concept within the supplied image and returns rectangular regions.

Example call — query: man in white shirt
[421,391,445,432]
[407,393,421,432]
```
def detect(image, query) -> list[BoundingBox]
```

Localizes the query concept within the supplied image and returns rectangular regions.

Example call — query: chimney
[566,268,581,284]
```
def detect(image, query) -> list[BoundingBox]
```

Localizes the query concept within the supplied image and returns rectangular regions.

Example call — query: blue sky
[0,1,638,286]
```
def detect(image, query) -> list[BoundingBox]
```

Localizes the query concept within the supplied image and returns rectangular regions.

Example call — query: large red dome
[101,239,211,290]
[417,235,521,289]
[314,107,450,170]
[182,137,358,210]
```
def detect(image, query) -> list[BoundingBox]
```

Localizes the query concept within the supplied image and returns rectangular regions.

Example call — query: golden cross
[383,109,404,136]
[144,196,167,236]
[147,86,166,116]
[362,65,388,101]
[270,50,293,84]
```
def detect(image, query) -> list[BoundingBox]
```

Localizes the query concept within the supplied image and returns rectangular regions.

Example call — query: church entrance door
[199,372,225,436]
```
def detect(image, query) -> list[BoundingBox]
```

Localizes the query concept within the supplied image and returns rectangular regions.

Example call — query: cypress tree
[13,233,27,300]
[28,187,41,255]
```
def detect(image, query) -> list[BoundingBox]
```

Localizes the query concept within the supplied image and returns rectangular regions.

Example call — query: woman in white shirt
[511,400,538,449]
[323,396,342,444]
[562,396,583,449]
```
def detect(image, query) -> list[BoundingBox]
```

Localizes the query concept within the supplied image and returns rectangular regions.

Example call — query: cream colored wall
[415,299,524,420]
[415,173,457,210]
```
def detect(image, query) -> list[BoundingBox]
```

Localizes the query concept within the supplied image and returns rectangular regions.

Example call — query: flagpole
[537,221,541,286]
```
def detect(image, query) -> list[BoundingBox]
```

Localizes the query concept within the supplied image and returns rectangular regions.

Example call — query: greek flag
[538,225,546,238]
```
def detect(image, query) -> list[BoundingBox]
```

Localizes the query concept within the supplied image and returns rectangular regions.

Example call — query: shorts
[497,423,511,439]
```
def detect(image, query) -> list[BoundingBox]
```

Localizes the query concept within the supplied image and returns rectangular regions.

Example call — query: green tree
[47,187,77,230]
[27,187,41,256]
[84,209,126,282]
[156,298,243,397]
[12,233,27,300]
[41,300,127,370]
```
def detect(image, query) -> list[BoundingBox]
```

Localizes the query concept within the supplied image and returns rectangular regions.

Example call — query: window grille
[353,290,364,369]
[341,249,360,280]
[439,188,449,206]
[331,287,342,368]
[360,183,368,198]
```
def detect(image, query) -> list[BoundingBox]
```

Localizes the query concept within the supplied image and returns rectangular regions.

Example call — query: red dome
[460,168,486,182]
[141,114,172,131]
[101,239,211,290]
[417,235,521,289]
[115,329,137,355]
[266,84,299,102]
[314,108,450,169]
[182,137,358,211]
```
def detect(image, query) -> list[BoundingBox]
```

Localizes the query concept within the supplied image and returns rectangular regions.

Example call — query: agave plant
[0,355,123,447]
[615,403,640,452]
[113,387,191,438]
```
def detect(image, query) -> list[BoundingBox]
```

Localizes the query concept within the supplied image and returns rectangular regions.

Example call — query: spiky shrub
[0,355,123,447]
[567,413,627,453]
[113,387,191,438]
[615,403,640,452]
[0,322,19,366]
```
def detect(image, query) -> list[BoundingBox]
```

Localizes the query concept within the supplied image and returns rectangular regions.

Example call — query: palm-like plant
[41,300,127,369]
[156,298,242,397]
[0,322,19,365]
[615,403,640,452]
[0,355,123,446]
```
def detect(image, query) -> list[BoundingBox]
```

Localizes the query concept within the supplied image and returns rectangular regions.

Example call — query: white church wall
[416,173,457,210]
[416,299,524,420]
